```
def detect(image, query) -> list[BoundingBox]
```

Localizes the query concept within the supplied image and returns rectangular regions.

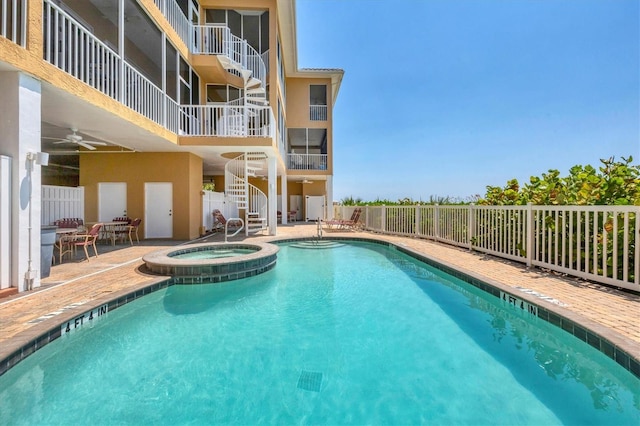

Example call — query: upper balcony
[39,0,273,140]
[287,153,328,171]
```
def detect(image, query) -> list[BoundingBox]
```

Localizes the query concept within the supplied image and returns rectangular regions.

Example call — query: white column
[0,72,42,292]
[281,171,288,225]
[267,156,277,235]
[326,175,333,223]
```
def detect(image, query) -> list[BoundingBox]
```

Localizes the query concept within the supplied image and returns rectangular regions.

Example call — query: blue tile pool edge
[1,236,638,380]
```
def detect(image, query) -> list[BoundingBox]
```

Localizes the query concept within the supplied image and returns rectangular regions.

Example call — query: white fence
[202,190,238,232]
[335,204,640,292]
[41,185,85,226]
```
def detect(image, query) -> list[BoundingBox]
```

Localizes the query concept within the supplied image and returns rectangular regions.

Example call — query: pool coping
[142,242,279,284]
[1,236,638,380]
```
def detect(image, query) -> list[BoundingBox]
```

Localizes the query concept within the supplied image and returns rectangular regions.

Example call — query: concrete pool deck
[1,223,638,375]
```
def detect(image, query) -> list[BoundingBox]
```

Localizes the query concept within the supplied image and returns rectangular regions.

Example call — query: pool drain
[297,370,323,392]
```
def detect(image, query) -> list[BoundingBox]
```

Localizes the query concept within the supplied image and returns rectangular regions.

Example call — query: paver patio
[1,224,638,372]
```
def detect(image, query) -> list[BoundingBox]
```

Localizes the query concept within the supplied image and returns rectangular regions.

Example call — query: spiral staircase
[224,152,268,235]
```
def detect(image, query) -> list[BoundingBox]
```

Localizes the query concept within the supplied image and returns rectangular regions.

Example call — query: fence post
[415,205,420,237]
[434,204,440,240]
[526,202,533,268]
[381,205,386,233]
[468,203,475,251]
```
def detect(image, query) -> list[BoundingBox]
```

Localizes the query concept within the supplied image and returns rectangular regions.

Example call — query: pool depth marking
[501,291,539,316]
[61,304,109,335]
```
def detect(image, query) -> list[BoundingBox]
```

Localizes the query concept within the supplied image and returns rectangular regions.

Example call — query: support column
[281,172,288,225]
[0,72,43,292]
[267,156,277,235]
[326,175,333,223]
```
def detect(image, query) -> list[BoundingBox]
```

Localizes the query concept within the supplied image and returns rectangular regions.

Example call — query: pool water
[170,247,257,260]
[0,241,638,425]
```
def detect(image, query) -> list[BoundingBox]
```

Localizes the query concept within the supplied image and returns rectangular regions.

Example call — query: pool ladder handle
[224,218,245,243]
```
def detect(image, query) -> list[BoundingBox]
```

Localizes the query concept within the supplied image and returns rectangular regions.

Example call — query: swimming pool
[0,241,638,425]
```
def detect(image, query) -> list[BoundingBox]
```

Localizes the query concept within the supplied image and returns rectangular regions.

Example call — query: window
[310,85,327,105]
[309,85,327,121]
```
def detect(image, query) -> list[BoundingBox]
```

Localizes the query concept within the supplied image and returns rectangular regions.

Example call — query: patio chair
[115,218,141,245]
[212,209,242,231]
[72,223,102,261]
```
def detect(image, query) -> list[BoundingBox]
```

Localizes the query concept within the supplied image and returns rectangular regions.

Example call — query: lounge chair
[212,209,242,231]
[323,208,362,230]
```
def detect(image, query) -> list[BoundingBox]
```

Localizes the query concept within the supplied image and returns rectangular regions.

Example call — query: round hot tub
[142,242,279,284]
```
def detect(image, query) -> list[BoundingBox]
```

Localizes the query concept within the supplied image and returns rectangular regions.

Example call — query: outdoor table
[87,221,129,246]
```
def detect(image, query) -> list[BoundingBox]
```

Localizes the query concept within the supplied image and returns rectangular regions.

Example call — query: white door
[98,183,127,221]
[305,195,326,221]
[145,183,173,239]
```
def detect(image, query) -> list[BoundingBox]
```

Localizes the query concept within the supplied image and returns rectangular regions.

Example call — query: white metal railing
[288,153,328,170]
[153,0,190,47]
[44,1,120,100]
[178,105,273,137]
[1,0,27,46]
[192,24,266,90]
[310,105,328,121]
[261,49,270,75]
[337,204,640,292]
[123,63,165,125]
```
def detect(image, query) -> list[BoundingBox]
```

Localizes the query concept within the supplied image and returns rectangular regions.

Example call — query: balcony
[42,0,273,139]
[287,153,328,171]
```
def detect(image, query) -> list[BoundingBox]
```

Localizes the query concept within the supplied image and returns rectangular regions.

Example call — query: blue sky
[296,0,640,202]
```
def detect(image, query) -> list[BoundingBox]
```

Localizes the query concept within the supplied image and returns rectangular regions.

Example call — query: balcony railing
[42,0,274,139]
[1,0,26,46]
[310,105,327,121]
[153,0,190,47]
[287,154,328,170]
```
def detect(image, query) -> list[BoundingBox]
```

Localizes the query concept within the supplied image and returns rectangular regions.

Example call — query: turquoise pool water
[170,247,257,260]
[0,241,638,425]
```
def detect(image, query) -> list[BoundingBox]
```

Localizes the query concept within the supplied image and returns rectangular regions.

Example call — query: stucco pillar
[281,172,288,225]
[267,156,277,235]
[326,175,333,222]
[0,72,43,292]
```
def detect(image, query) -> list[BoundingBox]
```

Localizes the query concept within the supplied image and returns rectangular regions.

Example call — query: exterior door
[305,195,326,221]
[98,182,127,221]
[145,182,173,239]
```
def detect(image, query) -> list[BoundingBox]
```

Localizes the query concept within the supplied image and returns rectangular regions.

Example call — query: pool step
[290,240,345,250]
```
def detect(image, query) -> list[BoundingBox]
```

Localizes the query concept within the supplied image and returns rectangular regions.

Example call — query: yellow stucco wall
[79,152,203,240]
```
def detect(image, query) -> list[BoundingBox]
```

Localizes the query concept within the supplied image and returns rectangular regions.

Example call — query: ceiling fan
[301,178,314,184]
[43,128,108,151]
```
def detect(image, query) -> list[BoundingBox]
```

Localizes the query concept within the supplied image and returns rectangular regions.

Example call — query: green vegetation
[340,195,475,206]
[342,156,639,206]
[479,156,639,206]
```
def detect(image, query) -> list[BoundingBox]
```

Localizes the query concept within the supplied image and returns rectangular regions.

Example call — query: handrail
[192,24,266,90]
[224,218,245,243]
